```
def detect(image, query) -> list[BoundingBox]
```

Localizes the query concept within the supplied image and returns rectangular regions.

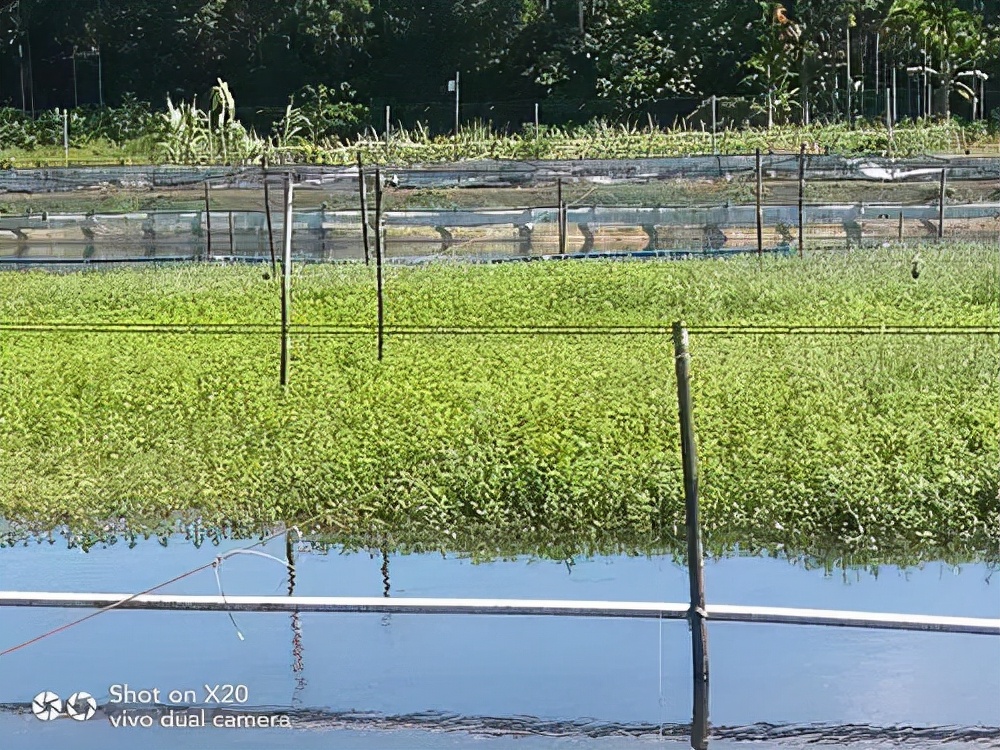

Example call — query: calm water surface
[0,536,997,749]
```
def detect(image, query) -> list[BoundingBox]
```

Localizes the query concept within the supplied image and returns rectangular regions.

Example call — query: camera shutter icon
[31,692,63,721]
[66,692,98,721]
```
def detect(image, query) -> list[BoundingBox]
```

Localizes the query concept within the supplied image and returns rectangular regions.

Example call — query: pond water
[0,535,997,749]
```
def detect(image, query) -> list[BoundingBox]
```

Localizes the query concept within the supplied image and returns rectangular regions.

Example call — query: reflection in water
[381,547,392,627]
[0,701,996,745]
[382,548,391,598]
[286,531,307,705]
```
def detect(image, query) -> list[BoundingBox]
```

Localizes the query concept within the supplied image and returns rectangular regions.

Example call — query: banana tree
[885,0,993,118]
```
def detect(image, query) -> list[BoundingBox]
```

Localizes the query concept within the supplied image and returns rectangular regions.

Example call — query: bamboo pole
[204,182,212,262]
[755,148,764,257]
[280,175,293,387]
[710,95,717,155]
[557,178,566,255]
[797,144,805,259]
[358,152,371,265]
[62,108,69,167]
[375,167,385,361]
[938,169,946,240]
[263,158,277,279]
[673,321,709,750]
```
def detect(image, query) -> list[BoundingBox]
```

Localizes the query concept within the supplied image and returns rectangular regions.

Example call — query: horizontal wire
[1,322,996,337]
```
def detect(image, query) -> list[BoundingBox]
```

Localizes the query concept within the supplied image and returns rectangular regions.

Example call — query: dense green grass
[0,246,997,562]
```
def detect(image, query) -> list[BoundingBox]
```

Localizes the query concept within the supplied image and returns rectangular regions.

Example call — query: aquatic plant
[0,246,996,562]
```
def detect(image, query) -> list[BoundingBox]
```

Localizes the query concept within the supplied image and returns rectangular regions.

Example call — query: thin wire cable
[213,558,244,641]
[0,519,320,659]
[2,321,997,336]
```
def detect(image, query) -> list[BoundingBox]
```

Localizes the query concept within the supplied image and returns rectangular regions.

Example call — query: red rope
[0,521,314,659]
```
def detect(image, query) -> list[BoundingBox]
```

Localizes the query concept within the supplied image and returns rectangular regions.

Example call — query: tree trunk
[935,58,952,119]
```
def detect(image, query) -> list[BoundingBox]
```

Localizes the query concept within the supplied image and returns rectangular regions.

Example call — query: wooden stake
[280,175,293,387]
[375,167,385,361]
[797,143,805,259]
[62,109,69,167]
[263,157,277,279]
[673,321,709,750]
[755,148,764,257]
[358,152,371,265]
[710,95,717,155]
[204,181,212,262]
[938,169,946,240]
[898,210,904,243]
[228,210,235,256]
[557,178,566,255]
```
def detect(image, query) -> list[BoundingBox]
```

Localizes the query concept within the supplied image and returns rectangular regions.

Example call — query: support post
[385,105,391,156]
[454,71,460,143]
[898,210,904,243]
[535,102,540,140]
[375,167,385,361]
[846,24,852,124]
[62,109,69,167]
[672,321,709,750]
[280,175,293,387]
[938,169,946,240]
[755,148,764,257]
[557,178,566,255]
[358,152,371,265]
[204,182,212,262]
[892,67,898,123]
[263,158,277,279]
[886,87,894,145]
[710,95,717,155]
[797,143,805,259]
[228,211,235,256]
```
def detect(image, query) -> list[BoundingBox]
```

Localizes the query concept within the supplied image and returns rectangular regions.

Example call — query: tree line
[0,0,997,133]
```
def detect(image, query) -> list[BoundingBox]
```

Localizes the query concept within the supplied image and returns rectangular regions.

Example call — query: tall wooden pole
[797,143,805,259]
[375,167,385,361]
[938,169,946,240]
[557,178,566,255]
[204,181,212,262]
[358,152,371,265]
[280,175,293,387]
[755,148,764,257]
[710,95,717,155]
[228,211,235,256]
[263,160,277,279]
[673,321,709,750]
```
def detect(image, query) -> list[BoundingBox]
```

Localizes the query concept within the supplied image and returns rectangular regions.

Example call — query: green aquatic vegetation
[0,245,996,563]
